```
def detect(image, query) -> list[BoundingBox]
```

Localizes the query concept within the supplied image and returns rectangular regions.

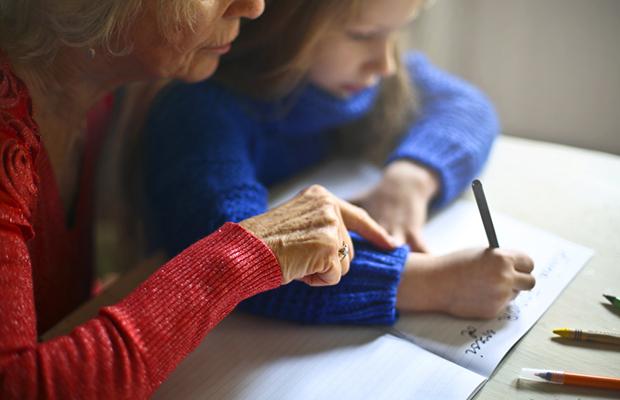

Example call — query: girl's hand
[396,248,536,319]
[354,160,439,253]
[240,185,398,287]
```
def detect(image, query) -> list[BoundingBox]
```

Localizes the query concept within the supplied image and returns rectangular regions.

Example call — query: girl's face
[130,0,265,82]
[308,0,421,98]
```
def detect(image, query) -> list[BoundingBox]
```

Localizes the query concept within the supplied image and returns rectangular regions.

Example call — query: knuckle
[306,184,328,197]
[496,256,513,272]
[501,268,513,282]
[318,205,340,226]
[489,269,509,285]
[494,249,512,264]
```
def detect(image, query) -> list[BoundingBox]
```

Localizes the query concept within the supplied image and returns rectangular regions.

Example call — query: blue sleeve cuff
[239,233,409,325]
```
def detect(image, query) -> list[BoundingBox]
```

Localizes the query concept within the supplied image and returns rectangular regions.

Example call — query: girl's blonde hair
[214,0,420,162]
[0,0,198,63]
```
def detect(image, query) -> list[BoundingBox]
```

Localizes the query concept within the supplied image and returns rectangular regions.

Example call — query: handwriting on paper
[461,326,496,357]
[497,304,520,321]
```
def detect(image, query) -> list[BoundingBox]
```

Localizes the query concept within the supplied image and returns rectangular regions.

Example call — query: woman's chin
[176,57,220,83]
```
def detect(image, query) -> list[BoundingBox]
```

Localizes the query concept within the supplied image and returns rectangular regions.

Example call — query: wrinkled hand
[397,248,536,319]
[240,185,398,286]
[354,160,439,252]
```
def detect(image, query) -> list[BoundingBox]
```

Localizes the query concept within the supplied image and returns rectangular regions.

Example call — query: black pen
[472,179,499,248]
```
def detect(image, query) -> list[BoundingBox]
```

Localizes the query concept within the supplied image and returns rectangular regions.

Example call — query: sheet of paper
[153,314,487,400]
[155,160,592,399]
[394,201,594,377]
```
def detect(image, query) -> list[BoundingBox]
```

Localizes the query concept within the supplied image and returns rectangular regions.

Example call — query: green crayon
[603,294,620,309]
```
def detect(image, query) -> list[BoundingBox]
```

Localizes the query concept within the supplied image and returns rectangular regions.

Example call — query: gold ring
[338,242,349,261]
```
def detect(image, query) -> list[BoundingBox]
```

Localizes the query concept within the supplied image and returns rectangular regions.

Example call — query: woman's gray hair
[0,0,198,63]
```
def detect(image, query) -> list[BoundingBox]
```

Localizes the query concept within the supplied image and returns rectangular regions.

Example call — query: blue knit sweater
[144,52,499,325]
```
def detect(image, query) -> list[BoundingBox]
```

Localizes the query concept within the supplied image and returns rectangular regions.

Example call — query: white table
[466,136,620,399]
[46,136,620,399]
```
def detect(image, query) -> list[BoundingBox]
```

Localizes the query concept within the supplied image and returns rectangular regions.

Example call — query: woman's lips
[204,43,232,55]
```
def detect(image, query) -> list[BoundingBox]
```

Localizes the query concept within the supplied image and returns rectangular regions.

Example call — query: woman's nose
[224,0,265,20]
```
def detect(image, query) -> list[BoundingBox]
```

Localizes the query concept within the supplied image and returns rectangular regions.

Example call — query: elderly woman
[0,1,397,398]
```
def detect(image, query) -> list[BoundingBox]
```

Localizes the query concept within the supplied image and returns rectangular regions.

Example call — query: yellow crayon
[553,328,620,346]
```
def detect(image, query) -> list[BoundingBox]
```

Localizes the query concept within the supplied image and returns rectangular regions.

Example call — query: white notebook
[153,161,593,400]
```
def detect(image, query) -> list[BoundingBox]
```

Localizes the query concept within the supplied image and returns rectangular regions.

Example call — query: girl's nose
[367,39,397,79]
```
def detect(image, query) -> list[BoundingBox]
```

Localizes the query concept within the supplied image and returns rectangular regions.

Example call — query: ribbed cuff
[101,222,281,384]
[238,234,408,326]
[344,234,409,324]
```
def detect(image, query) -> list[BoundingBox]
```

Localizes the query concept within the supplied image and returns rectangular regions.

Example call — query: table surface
[45,136,620,399]
[468,137,620,399]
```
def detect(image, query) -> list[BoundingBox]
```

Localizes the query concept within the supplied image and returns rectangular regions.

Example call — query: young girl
[144,0,536,324]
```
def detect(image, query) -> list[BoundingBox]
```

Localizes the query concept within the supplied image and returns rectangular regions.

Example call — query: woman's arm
[0,80,284,398]
[0,198,281,399]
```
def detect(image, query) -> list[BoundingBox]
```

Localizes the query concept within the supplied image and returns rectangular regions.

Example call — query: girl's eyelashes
[346,30,382,41]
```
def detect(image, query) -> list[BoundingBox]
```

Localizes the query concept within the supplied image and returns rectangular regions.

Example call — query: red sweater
[0,56,282,399]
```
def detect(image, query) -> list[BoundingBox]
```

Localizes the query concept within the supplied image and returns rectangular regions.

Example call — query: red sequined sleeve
[0,73,282,399]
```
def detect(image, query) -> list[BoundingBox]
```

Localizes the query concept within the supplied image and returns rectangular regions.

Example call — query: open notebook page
[268,159,593,378]
[153,314,487,400]
[394,201,593,377]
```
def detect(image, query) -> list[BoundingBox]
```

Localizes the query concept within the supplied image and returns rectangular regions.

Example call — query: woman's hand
[354,160,439,253]
[240,185,398,287]
[396,248,536,319]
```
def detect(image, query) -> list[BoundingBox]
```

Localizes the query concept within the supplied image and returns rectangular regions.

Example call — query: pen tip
[534,372,551,381]
[603,294,615,303]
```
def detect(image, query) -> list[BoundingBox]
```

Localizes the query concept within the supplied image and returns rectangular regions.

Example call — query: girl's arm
[357,52,500,251]
[387,52,500,207]
[145,83,409,325]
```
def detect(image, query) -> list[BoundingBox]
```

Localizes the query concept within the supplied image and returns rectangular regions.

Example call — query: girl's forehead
[352,0,422,29]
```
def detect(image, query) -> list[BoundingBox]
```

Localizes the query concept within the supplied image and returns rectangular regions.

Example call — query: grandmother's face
[131,0,264,82]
